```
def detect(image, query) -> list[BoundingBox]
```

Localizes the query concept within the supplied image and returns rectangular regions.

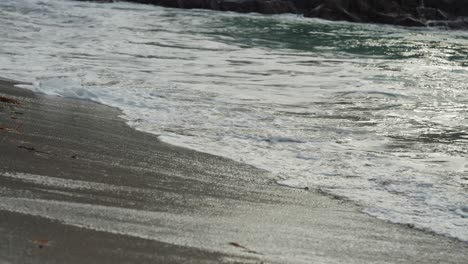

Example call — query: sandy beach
[1,78,467,263]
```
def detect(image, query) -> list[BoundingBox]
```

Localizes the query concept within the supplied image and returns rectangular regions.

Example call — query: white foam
[35,77,100,101]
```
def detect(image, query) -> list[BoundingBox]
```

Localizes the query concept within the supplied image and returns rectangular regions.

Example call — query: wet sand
[0,78,467,263]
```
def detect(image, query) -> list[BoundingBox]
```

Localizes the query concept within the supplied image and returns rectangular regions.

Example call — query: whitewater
[1,0,467,241]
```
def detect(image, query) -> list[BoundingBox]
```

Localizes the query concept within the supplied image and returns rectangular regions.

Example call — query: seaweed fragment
[0,122,22,133]
[18,145,49,155]
[228,242,262,255]
[0,125,17,132]
[0,95,20,105]
[32,239,50,249]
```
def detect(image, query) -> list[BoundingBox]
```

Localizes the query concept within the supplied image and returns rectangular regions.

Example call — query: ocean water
[1,0,467,241]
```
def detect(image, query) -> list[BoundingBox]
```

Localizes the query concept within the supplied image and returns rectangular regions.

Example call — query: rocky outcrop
[76,0,468,29]
[294,0,468,28]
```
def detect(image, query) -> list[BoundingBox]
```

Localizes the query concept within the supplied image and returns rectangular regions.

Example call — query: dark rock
[217,0,259,13]
[75,0,468,29]
[156,0,181,8]
[258,0,297,15]
[441,18,468,29]
[425,0,468,17]
[291,0,467,28]
[416,7,449,21]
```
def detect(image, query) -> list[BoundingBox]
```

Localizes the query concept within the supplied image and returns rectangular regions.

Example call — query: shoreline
[1,78,467,263]
[6,76,468,245]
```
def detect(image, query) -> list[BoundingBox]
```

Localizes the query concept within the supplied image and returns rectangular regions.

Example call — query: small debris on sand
[228,242,262,255]
[31,239,51,250]
[0,95,20,105]
[0,125,17,132]
[18,145,49,155]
